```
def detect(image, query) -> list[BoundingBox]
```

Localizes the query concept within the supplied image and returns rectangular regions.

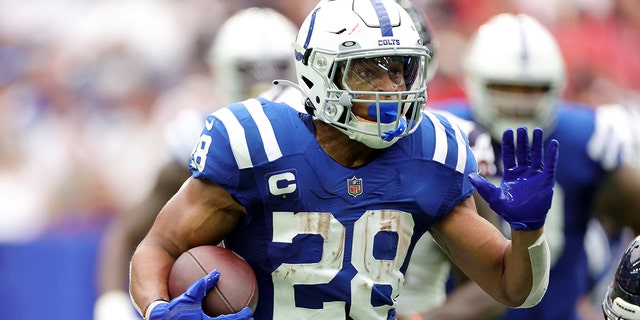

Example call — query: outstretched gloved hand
[469,127,559,231]
[147,270,253,320]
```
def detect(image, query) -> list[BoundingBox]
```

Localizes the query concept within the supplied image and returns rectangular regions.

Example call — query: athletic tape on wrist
[143,298,170,320]
[516,234,550,308]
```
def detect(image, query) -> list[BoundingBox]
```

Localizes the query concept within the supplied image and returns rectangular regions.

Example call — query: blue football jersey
[438,99,621,320]
[189,98,477,319]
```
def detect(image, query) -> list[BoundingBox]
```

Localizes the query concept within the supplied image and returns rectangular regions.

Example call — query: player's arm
[431,127,558,308]
[129,177,246,318]
[429,198,545,307]
[411,193,507,320]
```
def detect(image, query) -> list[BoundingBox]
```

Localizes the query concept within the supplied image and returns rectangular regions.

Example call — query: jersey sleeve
[431,109,496,177]
[188,104,245,194]
[421,111,478,219]
[441,113,479,210]
[188,98,300,207]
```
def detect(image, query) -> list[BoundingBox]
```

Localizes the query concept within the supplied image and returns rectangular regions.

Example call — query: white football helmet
[208,7,297,103]
[463,13,566,140]
[292,0,430,149]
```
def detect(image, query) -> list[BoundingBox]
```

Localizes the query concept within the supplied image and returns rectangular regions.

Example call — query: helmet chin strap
[382,117,407,141]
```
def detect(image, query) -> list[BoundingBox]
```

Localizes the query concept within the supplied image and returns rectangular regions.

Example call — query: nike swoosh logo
[205,116,214,131]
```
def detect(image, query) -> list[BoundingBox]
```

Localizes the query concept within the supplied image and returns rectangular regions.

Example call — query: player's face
[339,56,408,121]
[486,83,551,120]
[345,57,407,92]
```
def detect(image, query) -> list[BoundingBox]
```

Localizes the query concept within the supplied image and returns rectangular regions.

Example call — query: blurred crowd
[0,0,313,242]
[0,0,637,243]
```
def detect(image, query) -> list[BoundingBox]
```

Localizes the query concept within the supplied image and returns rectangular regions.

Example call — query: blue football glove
[469,127,559,231]
[147,269,253,320]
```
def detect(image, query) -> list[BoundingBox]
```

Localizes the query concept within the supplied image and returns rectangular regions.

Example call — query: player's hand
[147,269,253,320]
[469,127,559,231]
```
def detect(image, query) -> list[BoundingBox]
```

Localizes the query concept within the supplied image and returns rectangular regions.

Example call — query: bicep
[146,177,246,258]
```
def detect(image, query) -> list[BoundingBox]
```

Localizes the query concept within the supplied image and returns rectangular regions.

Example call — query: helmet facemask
[477,81,557,140]
[310,47,429,149]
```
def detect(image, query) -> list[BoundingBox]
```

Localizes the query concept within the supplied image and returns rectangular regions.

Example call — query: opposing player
[92,7,301,320]
[602,235,640,320]
[420,13,640,320]
[129,1,559,319]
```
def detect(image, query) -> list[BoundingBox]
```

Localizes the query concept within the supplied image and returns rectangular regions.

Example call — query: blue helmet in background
[603,236,640,319]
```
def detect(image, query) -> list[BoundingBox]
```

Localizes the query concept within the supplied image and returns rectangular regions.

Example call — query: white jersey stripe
[424,111,469,173]
[244,99,283,162]
[451,122,468,173]
[215,108,253,169]
[424,111,448,164]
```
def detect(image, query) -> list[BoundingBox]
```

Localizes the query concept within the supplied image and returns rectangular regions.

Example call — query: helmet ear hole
[301,76,314,89]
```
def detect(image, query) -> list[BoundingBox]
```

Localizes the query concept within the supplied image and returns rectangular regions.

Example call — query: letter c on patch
[268,172,297,196]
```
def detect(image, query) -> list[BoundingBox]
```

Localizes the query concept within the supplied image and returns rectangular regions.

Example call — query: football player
[129,1,558,320]
[420,13,640,320]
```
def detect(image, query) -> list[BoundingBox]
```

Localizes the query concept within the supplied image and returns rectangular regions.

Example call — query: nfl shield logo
[347,176,363,197]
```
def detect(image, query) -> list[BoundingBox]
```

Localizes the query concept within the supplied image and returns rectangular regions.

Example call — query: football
[168,245,258,316]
